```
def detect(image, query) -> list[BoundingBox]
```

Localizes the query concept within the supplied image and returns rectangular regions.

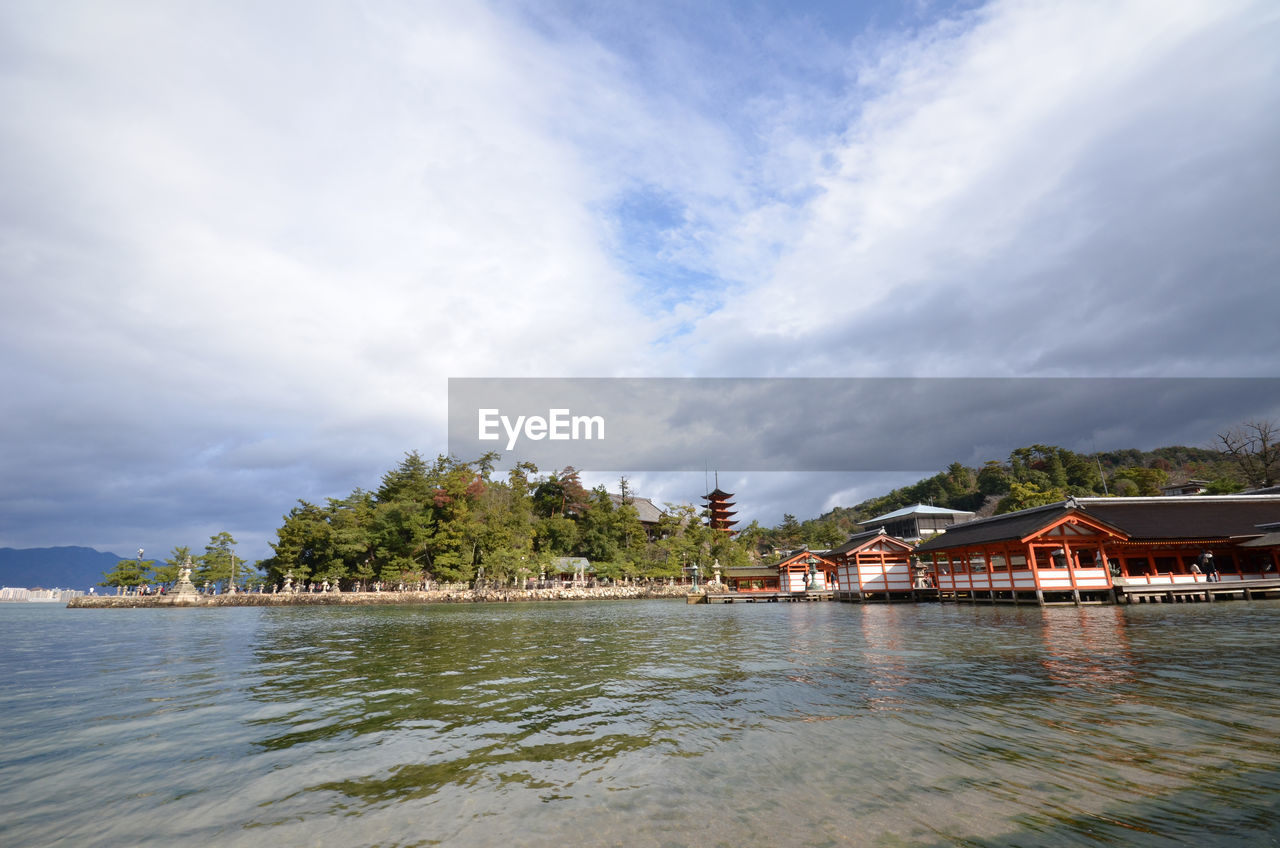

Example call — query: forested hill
[772,444,1247,551]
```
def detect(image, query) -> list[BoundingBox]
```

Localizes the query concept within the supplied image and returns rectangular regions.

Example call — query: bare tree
[1217,419,1280,488]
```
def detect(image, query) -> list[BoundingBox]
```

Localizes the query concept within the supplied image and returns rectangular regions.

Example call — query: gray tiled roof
[608,493,666,525]
[914,503,1074,551]
[828,528,912,557]
[915,496,1280,552]
[864,503,976,524]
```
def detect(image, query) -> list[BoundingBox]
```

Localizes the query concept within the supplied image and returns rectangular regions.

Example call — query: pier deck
[1115,577,1280,604]
[691,578,1280,607]
[701,590,834,603]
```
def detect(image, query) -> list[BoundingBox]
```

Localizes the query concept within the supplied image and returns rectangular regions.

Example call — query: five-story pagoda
[703,486,738,535]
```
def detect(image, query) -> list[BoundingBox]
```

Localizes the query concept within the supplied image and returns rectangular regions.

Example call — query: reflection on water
[2,601,1279,847]
[1039,605,1135,690]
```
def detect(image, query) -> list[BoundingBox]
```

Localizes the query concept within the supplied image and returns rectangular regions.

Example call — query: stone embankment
[67,584,697,609]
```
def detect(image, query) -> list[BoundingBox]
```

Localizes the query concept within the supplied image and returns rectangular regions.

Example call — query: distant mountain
[0,547,129,592]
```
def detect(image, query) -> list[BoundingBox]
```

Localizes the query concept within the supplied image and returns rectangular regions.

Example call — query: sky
[2,0,1278,562]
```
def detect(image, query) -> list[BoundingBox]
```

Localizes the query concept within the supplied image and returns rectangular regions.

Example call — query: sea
[2,599,1278,847]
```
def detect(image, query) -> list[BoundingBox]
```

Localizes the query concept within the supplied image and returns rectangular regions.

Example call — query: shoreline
[66,584,697,608]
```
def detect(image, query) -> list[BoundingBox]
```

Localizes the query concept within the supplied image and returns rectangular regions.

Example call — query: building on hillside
[861,504,975,543]
[1159,479,1210,496]
[828,528,920,599]
[914,495,1280,604]
[608,493,667,540]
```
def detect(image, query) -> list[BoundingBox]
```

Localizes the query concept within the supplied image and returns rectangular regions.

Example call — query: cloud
[0,2,670,555]
[1,0,1277,558]
[691,0,1280,377]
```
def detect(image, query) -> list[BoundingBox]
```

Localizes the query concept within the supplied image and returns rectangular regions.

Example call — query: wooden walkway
[693,589,936,604]
[689,578,1280,606]
[1115,577,1280,604]
[696,590,835,603]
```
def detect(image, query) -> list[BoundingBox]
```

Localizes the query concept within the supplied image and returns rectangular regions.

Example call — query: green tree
[1111,467,1168,497]
[1205,477,1245,494]
[995,481,1068,514]
[472,468,537,586]
[100,558,154,593]
[535,514,578,556]
[576,488,621,562]
[328,490,376,587]
[977,460,1012,495]
[262,501,332,586]
[196,532,242,591]
[152,545,192,586]
[775,514,802,547]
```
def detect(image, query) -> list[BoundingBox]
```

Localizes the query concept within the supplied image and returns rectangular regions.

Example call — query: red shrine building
[724,549,839,593]
[828,528,920,599]
[914,495,1280,604]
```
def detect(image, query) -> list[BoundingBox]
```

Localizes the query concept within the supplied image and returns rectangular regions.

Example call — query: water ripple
[3,601,1280,846]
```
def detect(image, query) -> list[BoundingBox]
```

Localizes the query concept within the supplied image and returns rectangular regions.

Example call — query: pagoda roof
[703,488,735,499]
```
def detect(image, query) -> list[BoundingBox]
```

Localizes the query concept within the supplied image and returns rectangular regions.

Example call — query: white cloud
[2,0,1277,557]
[694,0,1280,376]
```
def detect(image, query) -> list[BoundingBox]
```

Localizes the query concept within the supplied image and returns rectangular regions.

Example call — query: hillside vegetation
[767,443,1248,551]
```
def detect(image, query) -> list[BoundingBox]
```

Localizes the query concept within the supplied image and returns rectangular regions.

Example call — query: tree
[535,514,578,556]
[196,532,242,591]
[100,557,154,593]
[1111,466,1169,497]
[977,461,1012,495]
[995,481,1068,514]
[153,546,192,586]
[577,488,621,562]
[262,501,332,586]
[776,514,802,547]
[1217,420,1280,488]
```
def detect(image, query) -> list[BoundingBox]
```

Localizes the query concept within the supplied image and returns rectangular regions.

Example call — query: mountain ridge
[0,546,130,592]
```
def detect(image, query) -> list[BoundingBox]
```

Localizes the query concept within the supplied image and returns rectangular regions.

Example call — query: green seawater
[2,600,1278,847]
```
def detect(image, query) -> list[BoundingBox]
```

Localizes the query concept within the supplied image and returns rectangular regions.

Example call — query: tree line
[256,452,752,590]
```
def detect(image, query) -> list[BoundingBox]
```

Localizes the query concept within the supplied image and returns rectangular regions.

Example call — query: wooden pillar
[1029,542,1042,605]
[1064,541,1080,601]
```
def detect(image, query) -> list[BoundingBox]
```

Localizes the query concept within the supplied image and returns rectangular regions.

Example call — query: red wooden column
[1064,540,1080,594]
[1028,541,1044,603]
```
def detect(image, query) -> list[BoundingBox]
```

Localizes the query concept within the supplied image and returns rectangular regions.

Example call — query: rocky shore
[67,583,698,608]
